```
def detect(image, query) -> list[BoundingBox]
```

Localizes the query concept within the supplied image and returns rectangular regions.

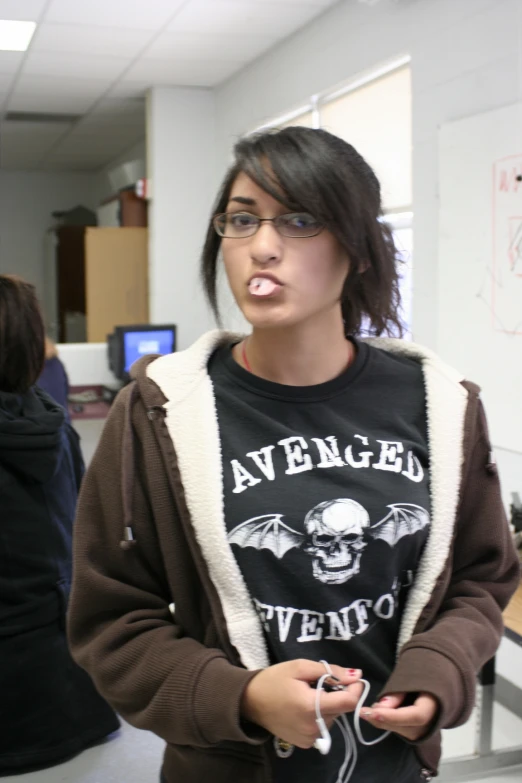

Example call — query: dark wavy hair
[0,274,45,393]
[201,126,403,337]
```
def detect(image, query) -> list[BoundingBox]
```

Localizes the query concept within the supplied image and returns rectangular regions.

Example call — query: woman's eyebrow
[228,196,256,206]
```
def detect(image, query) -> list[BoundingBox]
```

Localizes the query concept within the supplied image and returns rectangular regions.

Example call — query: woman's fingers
[320,680,365,717]
[361,693,439,742]
[372,693,405,710]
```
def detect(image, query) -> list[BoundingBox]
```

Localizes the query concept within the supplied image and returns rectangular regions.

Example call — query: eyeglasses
[213,211,324,239]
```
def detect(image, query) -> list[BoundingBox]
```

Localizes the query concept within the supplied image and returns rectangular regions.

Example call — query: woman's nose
[249,221,283,264]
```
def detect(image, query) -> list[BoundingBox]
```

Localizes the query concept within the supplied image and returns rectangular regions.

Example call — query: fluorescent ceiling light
[0,20,36,52]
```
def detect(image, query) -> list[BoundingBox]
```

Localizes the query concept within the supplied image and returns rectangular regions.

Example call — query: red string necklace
[241,340,252,373]
[241,339,353,375]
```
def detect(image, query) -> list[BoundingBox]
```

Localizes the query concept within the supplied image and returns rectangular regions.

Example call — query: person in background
[68,128,520,783]
[0,275,119,774]
[38,336,70,420]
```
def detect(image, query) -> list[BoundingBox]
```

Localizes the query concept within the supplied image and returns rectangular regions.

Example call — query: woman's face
[221,172,349,331]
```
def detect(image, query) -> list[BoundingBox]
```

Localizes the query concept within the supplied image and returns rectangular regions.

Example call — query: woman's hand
[361,692,439,741]
[241,659,364,749]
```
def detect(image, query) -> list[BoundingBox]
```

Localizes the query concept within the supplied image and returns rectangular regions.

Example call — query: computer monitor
[107,324,176,381]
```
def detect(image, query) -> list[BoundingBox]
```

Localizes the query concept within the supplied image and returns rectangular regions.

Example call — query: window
[254,58,413,334]
[319,67,411,212]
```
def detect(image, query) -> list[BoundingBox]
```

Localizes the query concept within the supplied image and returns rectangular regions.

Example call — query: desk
[504,549,522,644]
[68,385,111,421]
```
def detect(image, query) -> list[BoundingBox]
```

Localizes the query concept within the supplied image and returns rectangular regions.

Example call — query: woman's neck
[236,314,354,386]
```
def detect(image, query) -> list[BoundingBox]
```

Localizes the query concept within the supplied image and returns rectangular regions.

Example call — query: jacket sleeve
[381,398,520,736]
[66,423,85,494]
[67,387,264,748]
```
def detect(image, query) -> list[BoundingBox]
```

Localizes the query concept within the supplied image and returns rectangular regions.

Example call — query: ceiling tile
[166,0,324,38]
[123,57,240,87]
[31,23,152,59]
[93,97,145,117]
[85,99,145,130]
[45,0,186,31]
[8,73,111,113]
[0,51,24,74]
[14,73,111,96]
[1,119,70,142]
[0,0,47,21]
[7,94,95,114]
[74,115,145,139]
[22,50,129,81]
[0,120,70,169]
[143,30,276,63]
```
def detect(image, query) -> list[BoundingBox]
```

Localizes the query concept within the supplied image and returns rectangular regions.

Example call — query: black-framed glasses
[213,211,324,239]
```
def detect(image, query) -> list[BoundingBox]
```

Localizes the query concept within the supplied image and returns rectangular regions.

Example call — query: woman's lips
[248,276,283,297]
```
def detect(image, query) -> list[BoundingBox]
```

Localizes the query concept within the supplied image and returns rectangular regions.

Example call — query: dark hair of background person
[0,274,45,394]
[201,126,403,337]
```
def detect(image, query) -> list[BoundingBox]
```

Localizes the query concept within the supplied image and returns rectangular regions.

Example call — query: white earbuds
[274,660,390,782]
[314,716,332,755]
[312,660,390,783]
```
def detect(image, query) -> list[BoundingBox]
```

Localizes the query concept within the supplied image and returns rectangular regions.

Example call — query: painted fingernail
[379,697,391,704]
[346,668,362,677]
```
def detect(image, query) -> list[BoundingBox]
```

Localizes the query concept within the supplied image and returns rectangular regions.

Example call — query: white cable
[314,660,390,783]
[334,714,357,783]
[353,678,391,746]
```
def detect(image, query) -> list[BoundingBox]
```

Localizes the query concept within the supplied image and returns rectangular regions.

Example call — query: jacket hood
[137,331,472,670]
[0,387,65,483]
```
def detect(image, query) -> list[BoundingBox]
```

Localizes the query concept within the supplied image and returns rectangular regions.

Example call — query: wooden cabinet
[85,228,148,342]
[44,226,148,343]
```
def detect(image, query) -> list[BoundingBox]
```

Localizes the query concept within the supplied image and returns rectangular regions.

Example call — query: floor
[2,703,522,783]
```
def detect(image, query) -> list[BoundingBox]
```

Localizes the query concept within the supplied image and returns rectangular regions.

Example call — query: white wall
[214,0,522,350]
[0,140,147,305]
[0,170,98,299]
[91,138,147,206]
[147,87,216,349]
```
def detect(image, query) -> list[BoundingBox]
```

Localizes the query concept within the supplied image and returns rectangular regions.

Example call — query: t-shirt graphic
[209,339,430,783]
[228,499,429,585]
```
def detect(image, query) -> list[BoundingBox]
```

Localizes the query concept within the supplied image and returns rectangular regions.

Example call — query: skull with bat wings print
[227,500,430,585]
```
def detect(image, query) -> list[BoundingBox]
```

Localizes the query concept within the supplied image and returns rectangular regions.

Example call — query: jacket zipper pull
[486,449,497,475]
[120,526,137,550]
[148,405,166,421]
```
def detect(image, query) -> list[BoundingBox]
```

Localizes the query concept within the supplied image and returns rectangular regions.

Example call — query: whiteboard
[438,102,522,453]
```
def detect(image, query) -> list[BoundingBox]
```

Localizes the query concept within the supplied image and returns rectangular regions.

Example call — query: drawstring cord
[118,384,165,549]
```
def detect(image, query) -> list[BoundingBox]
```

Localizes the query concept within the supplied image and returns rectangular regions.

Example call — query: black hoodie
[0,387,83,635]
[0,387,119,773]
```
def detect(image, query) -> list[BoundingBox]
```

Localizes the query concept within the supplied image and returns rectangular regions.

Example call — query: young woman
[0,275,119,774]
[68,128,520,783]
[38,336,71,421]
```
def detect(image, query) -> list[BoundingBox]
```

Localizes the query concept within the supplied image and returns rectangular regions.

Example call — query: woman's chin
[240,303,295,330]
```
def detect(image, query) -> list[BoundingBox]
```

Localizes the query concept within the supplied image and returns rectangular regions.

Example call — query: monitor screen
[123,328,175,372]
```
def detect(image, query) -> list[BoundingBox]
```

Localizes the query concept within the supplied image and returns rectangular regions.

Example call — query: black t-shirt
[208,340,430,783]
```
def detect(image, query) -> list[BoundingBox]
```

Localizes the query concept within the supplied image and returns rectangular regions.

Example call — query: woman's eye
[229,213,257,228]
[285,213,317,228]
